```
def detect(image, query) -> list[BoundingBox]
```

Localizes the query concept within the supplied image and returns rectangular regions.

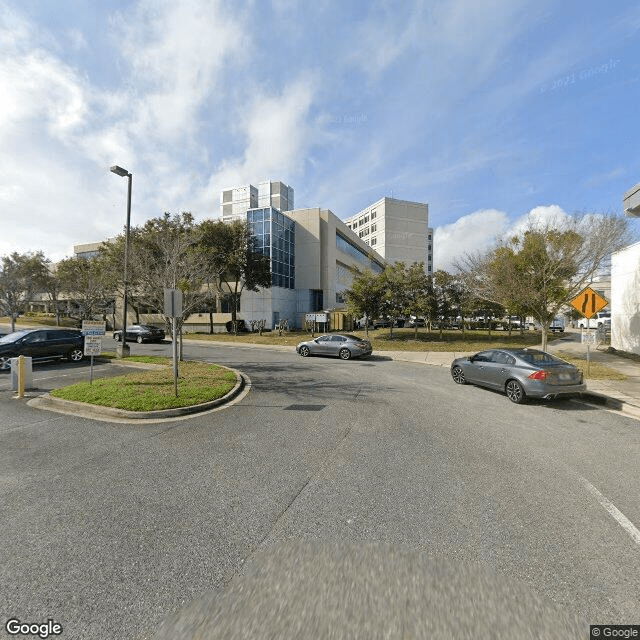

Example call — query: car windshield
[0,330,30,344]
[514,349,565,365]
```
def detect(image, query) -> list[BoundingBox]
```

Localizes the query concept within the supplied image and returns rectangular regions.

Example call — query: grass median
[184,327,545,352]
[51,360,237,411]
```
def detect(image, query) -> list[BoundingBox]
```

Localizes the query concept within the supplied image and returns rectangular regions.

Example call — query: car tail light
[528,370,549,380]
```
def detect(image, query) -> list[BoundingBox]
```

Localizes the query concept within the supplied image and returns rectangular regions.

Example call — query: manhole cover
[283,404,326,411]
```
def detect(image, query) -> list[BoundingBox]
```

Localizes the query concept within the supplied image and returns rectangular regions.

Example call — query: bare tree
[456,213,633,350]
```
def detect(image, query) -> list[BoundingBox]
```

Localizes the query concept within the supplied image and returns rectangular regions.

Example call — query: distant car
[113,324,165,343]
[372,318,392,329]
[0,329,85,371]
[450,348,585,404]
[408,317,426,328]
[296,334,372,360]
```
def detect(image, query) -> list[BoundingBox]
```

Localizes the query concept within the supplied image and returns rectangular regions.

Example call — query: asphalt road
[1,338,639,639]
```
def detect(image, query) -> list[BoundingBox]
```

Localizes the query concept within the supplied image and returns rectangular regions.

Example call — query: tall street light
[110,165,132,358]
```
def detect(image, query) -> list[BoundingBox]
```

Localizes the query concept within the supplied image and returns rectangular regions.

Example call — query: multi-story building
[220,181,294,222]
[239,205,385,329]
[343,197,433,273]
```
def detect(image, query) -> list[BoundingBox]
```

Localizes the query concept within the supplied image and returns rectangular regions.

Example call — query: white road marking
[579,475,640,547]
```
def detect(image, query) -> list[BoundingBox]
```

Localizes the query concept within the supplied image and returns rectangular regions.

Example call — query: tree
[344,268,385,338]
[380,262,408,338]
[0,252,51,332]
[102,212,209,341]
[456,213,632,350]
[56,255,114,325]
[402,263,432,338]
[197,219,271,334]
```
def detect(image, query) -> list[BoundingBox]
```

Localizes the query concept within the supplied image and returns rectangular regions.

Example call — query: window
[371,210,377,219]
[363,227,369,236]
[363,215,369,223]
[371,223,376,233]
[371,237,377,246]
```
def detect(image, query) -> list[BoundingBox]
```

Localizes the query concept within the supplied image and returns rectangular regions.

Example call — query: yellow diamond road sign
[570,287,608,319]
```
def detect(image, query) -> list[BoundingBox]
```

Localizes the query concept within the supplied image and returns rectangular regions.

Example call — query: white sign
[581,329,597,344]
[84,335,103,356]
[305,313,328,323]
[82,320,106,336]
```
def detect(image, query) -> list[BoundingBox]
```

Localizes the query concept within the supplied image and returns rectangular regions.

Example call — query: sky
[1,0,639,271]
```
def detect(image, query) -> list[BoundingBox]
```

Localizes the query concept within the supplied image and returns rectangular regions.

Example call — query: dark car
[0,329,85,370]
[296,334,372,360]
[113,324,166,343]
[450,348,586,404]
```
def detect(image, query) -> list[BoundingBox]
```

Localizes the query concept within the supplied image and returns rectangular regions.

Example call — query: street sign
[84,335,102,356]
[570,287,608,319]
[82,320,106,336]
[581,329,597,344]
[164,288,183,318]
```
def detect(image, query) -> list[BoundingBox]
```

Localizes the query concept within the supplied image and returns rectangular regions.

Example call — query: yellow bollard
[18,354,25,398]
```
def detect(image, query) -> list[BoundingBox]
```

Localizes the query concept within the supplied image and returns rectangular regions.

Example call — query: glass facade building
[248,207,295,289]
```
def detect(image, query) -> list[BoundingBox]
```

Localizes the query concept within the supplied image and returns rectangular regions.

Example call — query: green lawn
[185,327,544,352]
[51,361,236,411]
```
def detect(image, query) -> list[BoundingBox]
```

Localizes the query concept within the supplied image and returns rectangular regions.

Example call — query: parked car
[296,334,372,360]
[408,316,426,328]
[113,324,166,343]
[0,329,85,370]
[577,311,610,330]
[372,318,392,329]
[450,348,585,404]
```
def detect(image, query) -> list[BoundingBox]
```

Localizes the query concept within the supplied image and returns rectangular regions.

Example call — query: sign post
[82,321,106,384]
[570,287,609,378]
[164,289,183,397]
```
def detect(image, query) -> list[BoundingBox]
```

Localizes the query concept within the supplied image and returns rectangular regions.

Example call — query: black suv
[0,329,85,370]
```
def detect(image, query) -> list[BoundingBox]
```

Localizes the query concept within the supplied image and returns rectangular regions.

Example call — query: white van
[577,311,610,329]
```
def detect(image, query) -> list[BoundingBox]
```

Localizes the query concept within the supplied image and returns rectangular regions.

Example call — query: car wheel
[114,333,121,341]
[451,366,467,384]
[0,356,11,371]
[339,348,351,360]
[68,348,84,362]
[506,379,526,404]
[136,335,144,344]
[299,346,310,357]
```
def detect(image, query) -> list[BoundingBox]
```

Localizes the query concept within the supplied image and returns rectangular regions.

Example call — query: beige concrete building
[344,197,433,273]
[240,206,386,329]
[220,180,294,222]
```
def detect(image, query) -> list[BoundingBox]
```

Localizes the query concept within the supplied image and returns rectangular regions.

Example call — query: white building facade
[611,241,640,355]
[343,197,433,273]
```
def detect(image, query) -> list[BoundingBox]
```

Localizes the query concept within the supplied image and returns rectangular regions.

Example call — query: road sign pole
[173,316,178,397]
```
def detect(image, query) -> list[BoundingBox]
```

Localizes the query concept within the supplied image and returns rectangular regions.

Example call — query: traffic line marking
[579,476,640,547]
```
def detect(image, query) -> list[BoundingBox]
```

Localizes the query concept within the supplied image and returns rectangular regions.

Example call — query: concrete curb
[28,365,245,420]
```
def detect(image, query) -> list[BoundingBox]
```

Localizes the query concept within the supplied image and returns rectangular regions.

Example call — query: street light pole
[110,165,132,358]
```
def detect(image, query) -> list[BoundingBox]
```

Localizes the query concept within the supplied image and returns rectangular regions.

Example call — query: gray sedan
[296,334,372,360]
[450,348,586,404]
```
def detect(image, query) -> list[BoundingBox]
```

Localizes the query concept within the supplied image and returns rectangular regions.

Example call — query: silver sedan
[296,334,372,360]
[451,348,586,404]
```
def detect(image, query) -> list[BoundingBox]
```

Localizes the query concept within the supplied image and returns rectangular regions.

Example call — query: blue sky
[1,0,639,269]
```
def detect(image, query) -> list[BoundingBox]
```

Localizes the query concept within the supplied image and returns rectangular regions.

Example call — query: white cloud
[434,204,571,272]
[434,209,510,271]
[196,75,318,214]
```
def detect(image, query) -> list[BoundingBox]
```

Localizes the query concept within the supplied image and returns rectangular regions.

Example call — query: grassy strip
[51,361,236,411]
[100,353,171,365]
[555,351,627,381]
[185,328,545,352]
